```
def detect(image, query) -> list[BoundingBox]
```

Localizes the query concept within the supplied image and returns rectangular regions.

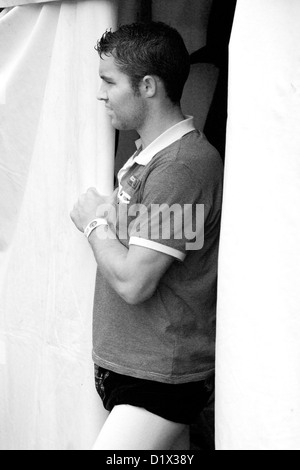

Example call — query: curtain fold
[0,0,81,6]
[216,0,300,450]
[0,0,117,450]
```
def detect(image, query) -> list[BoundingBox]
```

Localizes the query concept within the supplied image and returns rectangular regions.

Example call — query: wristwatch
[84,218,109,239]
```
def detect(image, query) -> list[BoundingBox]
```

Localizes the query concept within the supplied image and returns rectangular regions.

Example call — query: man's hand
[70,187,111,233]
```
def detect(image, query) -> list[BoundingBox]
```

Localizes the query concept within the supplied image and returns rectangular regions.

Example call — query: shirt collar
[133,116,195,166]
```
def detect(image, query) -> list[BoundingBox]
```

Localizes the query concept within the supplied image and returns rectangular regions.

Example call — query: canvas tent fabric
[216,0,300,450]
[0,0,116,450]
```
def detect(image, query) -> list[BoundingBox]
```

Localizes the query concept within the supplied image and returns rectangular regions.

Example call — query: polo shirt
[92,117,223,384]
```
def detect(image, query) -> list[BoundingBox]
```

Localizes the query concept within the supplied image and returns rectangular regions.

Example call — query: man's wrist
[88,222,119,247]
[84,218,109,239]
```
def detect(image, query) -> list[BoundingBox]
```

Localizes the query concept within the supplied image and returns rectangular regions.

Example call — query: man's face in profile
[97,54,147,131]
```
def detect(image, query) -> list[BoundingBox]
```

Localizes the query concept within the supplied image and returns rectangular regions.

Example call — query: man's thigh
[92,404,189,451]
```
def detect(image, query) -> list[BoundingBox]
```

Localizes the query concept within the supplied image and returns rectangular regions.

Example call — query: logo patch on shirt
[127,175,141,190]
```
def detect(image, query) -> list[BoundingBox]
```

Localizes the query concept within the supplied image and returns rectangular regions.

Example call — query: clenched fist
[70,187,111,233]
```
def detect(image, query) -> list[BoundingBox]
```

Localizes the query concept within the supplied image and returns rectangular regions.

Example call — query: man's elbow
[118,281,156,306]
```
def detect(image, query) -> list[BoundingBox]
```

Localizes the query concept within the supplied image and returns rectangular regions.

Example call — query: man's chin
[109,116,120,129]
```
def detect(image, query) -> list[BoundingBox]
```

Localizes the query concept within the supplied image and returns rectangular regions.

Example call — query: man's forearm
[70,187,173,305]
[88,225,135,304]
[70,187,151,304]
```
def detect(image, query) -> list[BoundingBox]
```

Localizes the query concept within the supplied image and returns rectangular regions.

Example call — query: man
[70,22,223,450]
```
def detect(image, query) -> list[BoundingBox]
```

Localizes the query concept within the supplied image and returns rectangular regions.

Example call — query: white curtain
[0,0,116,450]
[216,0,300,450]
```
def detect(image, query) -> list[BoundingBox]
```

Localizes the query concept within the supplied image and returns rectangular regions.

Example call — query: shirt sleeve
[128,161,207,261]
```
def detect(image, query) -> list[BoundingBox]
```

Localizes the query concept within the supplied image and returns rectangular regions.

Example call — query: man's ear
[140,75,158,98]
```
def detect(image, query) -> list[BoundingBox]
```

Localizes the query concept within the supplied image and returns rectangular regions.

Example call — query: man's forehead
[99,54,118,76]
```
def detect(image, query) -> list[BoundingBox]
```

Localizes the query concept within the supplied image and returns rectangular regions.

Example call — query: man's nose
[97,83,108,102]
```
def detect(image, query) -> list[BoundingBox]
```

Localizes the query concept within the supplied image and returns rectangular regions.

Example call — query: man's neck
[137,106,185,150]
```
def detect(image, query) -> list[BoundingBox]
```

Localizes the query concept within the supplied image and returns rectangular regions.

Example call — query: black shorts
[94,365,214,425]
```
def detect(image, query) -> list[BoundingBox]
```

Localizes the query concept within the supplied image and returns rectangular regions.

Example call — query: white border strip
[129,236,186,262]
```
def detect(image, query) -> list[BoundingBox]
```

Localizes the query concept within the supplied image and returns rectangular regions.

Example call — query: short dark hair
[95,22,190,104]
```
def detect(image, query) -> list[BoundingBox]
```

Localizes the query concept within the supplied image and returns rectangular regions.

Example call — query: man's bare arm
[70,187,174,305]
[88,226,174,305]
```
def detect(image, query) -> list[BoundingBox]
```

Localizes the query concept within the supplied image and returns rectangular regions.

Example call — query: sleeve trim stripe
[129,237,186,262]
